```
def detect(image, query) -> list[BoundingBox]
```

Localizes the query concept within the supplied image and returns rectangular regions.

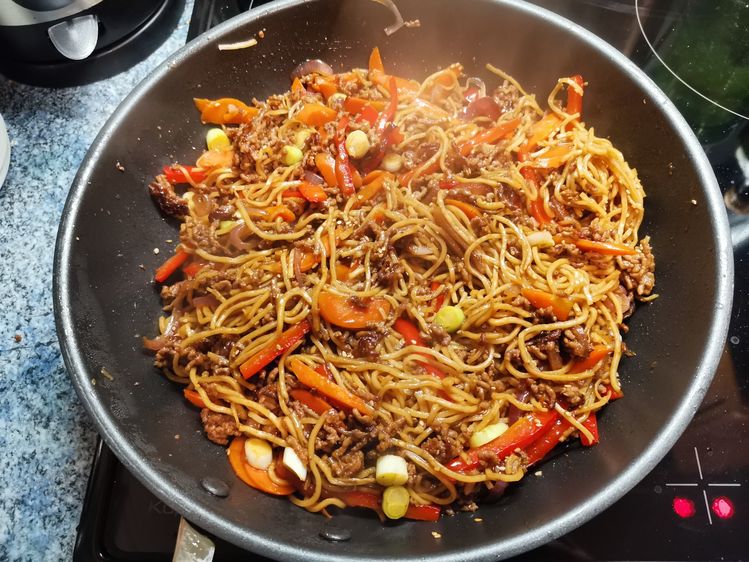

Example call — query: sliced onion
[228,222,251,250]
[462,97,502,121]
[192,295,219,309]
[303,170,324,185]
[283,447,308,481]
[507,390,530,425]
[466,77,487,99]
[192,193,212,217]
[407,243,433,257]
[142,310,181,351]
[142,335,166,351]
[483,481,509,504]
[290,59,333,80]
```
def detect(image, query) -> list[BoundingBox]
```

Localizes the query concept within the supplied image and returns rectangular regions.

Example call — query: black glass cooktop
[74,1,749,560]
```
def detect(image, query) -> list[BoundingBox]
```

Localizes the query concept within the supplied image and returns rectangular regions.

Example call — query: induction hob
[74,1,749,560]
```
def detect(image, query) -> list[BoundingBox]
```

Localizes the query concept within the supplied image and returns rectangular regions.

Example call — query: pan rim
[53,0,734,559]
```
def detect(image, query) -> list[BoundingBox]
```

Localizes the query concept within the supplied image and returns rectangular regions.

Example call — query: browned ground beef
[562,326,593,359]
[620,238,655,296]
[200,409,240,445]
[149,175,187,217]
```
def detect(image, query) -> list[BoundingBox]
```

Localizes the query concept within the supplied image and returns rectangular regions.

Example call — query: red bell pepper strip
[528,197,553,225]
[359,104,380,126]
[606,385,624,400]
[289,358,374,416]
[154,249,189,283]
[375,77,398,137]
[335,116,356,196]
[431,281,446,311]
[566,74,585,118]
[182,261,204,278]
[163,165,206,184]
[580,413,599,446]
[239,320,311,379]
[524,417,571,466]
[362,77,400,172]
[341,491,441,521]
[392,318,447,380]
[446,411,558,474]
[289,389,334,415]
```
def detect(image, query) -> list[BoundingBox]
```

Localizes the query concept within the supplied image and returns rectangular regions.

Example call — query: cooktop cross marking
[663,447,741,525]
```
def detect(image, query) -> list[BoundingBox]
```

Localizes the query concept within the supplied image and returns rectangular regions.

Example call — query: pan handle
[173,517,216,562]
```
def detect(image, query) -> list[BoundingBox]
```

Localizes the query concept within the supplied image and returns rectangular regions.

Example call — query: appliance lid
[0,0,102,26]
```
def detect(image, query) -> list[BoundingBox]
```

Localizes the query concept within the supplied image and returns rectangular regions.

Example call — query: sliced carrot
[289,358,374,415]
[154,249,189,283]
[290,389,334,415]
[569,345,610,374]
[315,152,337,186]
[529,197,553,225]
[335,262,352,281]
[344,96,386,115]
[370,68,419,93]
[291,77,305,94]
[228,438,294,495]
[295,103,338,127]
[318,291,391,329]
[369,46,385,73]
[458,118,521,157]
[282,189,304,199]
[574,239,636,256]
[445,198,481,220]
[298,182,328,203]
[352,171,391,209]
[362,169,386,185]
[194,97,258,125]
[239,320,311,379]
[183,388,206,408]
[533,144,575,169]
[521,287,573,321]
[311,76,338,100]
[520,113,563,154]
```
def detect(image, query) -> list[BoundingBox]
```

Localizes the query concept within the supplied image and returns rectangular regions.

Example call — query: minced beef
[200,409,240,445]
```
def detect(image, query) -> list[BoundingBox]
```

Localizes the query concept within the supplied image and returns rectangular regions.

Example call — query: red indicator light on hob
[711,496,735,519]
[673,497,696,518]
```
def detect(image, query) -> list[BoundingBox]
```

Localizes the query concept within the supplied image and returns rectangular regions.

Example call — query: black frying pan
[53,0,733,559]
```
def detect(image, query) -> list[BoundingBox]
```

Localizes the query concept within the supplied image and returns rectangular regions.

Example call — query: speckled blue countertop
[0,4,192,559]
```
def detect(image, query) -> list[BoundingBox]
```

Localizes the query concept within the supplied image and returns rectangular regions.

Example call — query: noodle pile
[146,50,655,520]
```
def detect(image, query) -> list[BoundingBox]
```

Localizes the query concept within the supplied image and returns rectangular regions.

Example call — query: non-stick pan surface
[54,0,733,560]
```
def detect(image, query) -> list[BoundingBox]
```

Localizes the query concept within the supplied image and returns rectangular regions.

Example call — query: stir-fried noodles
[146,48,655,520]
